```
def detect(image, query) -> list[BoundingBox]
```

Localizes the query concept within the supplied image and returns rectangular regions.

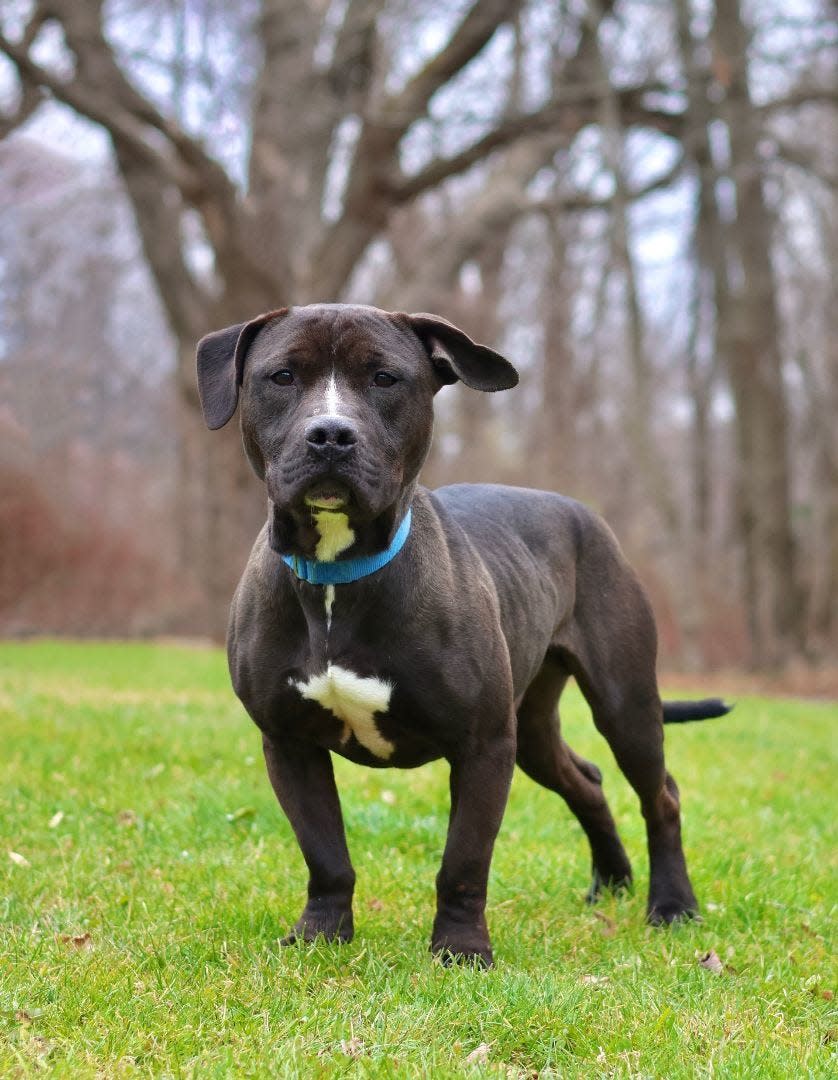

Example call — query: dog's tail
[662,698,733,724]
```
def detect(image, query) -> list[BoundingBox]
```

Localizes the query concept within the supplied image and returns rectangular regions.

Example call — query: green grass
[1,641,835,1078]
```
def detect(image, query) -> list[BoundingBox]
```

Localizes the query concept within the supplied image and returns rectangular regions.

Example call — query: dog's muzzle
[304,417,358,460]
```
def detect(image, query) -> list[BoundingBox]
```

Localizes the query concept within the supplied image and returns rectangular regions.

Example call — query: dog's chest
[291,663,395,760]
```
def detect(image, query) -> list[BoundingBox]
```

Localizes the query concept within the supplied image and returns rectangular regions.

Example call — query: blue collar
[281,508,413,585]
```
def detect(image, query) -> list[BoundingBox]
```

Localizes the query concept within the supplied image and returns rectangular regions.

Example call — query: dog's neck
[267,485,416,566]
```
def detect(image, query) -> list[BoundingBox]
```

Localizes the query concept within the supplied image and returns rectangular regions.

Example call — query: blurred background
[0,0,835,673]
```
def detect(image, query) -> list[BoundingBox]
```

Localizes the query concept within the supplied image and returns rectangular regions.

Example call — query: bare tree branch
[329,0,387,111]
[311,0,631,297]
[0,30,203,193]
[760,85,838,113]
[0,2,49,136]
[392,81,683,202]
[771,139,838,188]
[1,1,284,307]
[378,0,525,137]
[0,79,44,139]
[47,0,236,199]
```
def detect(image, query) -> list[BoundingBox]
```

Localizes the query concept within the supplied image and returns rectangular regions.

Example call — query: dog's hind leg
[515,656,632,901]
[559,571,699,924]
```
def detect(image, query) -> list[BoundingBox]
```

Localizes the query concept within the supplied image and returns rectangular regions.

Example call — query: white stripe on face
[324,373,342,416]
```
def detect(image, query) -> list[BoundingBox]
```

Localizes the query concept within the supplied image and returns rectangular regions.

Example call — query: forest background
[1,0,835,675]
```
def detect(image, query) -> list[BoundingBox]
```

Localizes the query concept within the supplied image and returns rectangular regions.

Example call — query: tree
[1,0,651,635]
[2,0,834,664]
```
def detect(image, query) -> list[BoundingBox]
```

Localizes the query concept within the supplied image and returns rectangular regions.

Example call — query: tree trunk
[538,215,576,491]
[713,0,805,668]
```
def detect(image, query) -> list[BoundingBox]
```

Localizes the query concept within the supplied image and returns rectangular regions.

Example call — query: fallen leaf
[58,932,93,950]
[31,1035,52,1056]
[368,898,384,911]
[8,851,30,867]
[340,1036,365,1057]
[465,1043,491,1065]
[48,811,64,829]
[594,910,617,937]
[698,949,724,974]
[822,990,833,1001]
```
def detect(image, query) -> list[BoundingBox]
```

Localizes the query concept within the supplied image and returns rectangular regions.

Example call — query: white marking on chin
[313,510,355,561]
[291,664,394,759]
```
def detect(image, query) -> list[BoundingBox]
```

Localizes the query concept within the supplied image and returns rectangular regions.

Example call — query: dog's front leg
[432,730,516,967]
[262,734,355,945]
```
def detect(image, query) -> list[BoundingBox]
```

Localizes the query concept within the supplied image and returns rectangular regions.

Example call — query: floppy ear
[196,308,287,429]
[405,312,519,392]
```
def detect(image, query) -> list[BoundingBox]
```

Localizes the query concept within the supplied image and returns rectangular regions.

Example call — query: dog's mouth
[303,480,352,511]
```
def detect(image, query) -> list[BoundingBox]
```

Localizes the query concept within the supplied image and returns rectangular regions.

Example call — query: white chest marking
[313,510,355,560]
[292,664,394,759]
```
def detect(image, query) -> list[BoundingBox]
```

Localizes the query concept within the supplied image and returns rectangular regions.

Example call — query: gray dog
[196,303,729,966]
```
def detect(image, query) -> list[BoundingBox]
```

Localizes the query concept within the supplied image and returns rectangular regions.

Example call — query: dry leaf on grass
[593,910,617,937]
[57,932,93,950]
[48,811,64,828]
[30,1035,53,1057]
[698,949,724,974]
[340,1036,365,1057]
[465,1043,491,1065]
[8,851,30,867]
[368,898,385,911]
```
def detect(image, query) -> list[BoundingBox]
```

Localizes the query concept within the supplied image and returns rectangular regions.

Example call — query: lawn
[1,641,835,1078]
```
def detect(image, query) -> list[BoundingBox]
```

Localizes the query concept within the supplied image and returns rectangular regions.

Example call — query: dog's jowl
[196,303,729,966]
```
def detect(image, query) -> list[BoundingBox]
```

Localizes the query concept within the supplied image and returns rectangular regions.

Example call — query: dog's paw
[585,864,633,905]
[431,942,493,969]
[281,909,354,946]
[430,922,494,969]
[646,899,700,926]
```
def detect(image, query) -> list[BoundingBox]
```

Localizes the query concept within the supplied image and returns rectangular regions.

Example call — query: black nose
[305,416,358,455]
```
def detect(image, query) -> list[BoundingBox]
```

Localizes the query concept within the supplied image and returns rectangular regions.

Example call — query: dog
[196,303,729,966]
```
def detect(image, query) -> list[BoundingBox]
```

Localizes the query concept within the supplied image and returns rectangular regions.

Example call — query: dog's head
[196,303,518,555]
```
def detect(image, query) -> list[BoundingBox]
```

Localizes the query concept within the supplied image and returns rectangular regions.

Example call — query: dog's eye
[372,371,397,388]
[270,370,294,386]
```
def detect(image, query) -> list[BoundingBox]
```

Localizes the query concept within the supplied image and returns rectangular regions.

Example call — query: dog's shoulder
[429,482,590,549]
